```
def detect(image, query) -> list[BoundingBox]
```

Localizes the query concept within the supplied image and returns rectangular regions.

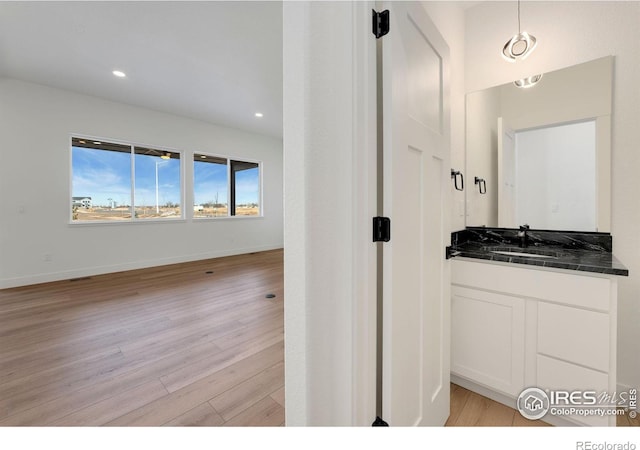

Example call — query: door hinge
[372,416,389,426]
[373,217,391,242]
[372,9,390,39]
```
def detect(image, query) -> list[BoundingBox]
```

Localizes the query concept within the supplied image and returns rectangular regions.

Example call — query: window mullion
[229,160,236,216]
[130,144,135,220]
[227,158,232,217]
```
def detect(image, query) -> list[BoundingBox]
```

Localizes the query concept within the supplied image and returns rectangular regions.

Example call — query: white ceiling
[0,1,283,139]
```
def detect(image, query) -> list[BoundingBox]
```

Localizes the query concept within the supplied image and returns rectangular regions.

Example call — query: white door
[381,1,451,426]
[498,117,517,227]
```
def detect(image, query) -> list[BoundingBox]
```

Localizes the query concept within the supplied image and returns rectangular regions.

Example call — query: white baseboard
[451,374,518,409]
[617,381,635,393]
[0,244,284,289]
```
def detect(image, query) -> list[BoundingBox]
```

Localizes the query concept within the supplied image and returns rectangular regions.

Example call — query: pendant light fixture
[502,0,537,62]
[514,73,543,88]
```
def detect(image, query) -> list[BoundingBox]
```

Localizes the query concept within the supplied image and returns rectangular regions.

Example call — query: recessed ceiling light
[93,141,102,145]
[79,140,86,144]
[200,155,207,159]
[255,112,263,118]
[112,70,126,78]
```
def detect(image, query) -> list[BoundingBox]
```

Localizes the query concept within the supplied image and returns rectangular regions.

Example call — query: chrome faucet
[518,224,530,248]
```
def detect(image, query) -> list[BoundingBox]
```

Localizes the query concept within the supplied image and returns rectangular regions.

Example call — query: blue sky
[234,167,260,205]
[72,147,132,206]
[194,160,260,206]
[134,153,181,207]
[193,160,228,205]
[72,147,259,207]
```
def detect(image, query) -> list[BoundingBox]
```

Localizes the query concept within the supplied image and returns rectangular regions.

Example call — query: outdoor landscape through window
[71,137,182,222]
[193,154,260,218]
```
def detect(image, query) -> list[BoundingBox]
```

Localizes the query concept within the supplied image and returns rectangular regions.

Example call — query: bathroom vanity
[449,227,628,427]
[450,53,633,426]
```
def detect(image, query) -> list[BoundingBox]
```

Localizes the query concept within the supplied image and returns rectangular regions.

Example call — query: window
[193,155,228,218]
[230,160,260,216]
[193,154,260,218]
[134,147,181,220]
[71,137,182,222]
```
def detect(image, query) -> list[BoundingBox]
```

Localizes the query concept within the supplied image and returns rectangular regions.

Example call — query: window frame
[192,151,263,220]
[69,134,185,225]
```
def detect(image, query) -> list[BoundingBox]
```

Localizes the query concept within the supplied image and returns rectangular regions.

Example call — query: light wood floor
[446,384,550,427]
[0,250,284,426]
[2,250,637,428]
[446,383,639,427]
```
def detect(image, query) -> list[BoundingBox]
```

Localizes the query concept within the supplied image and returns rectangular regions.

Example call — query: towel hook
[451,169,464,191]
[474,176,487,194]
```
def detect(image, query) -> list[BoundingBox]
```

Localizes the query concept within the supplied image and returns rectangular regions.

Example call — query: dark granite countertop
[449,227,629,277]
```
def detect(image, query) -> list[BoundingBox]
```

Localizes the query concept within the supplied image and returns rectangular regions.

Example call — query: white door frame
[283,1,378,426]
[283,0,453,427]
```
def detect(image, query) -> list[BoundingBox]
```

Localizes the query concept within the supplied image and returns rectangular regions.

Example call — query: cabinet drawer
[538,302,609,372]
[452,260,612,311]
[537,354,609,426]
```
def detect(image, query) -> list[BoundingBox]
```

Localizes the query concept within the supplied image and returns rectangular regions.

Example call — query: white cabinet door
[381,1,451,426]
[452,286,525,396]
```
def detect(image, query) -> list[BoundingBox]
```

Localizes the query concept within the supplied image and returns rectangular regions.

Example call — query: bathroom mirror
[465,56,613,232]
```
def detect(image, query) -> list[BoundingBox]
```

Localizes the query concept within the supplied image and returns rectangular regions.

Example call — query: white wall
[465,1,640,390]
[0,78,283,288]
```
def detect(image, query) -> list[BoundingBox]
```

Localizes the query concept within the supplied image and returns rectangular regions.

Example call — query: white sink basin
[492,250,555,259]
